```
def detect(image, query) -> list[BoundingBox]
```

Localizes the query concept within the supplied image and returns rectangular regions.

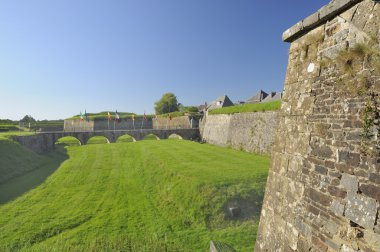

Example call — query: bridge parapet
[12,129,200,153]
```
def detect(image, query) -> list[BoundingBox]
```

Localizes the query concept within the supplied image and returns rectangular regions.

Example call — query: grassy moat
[0,136,269,251]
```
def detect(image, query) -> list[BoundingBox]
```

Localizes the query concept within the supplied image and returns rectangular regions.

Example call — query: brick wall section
[201,112,278,154]
[255,1,380,251]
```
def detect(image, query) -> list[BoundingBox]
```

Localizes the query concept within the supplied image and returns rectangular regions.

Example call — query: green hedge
[208,100,281,115]
[0,125,20,132]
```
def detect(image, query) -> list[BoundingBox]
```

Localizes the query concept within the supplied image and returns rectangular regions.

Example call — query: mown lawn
[209,100,281,115]
[0,140,269,251]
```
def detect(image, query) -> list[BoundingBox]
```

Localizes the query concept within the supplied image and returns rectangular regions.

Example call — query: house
[261,91,283,102]
[207,95,234,110]
[197,104,206,114]
[246,90,268,103]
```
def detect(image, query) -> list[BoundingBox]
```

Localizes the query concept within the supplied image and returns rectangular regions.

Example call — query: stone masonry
[200,112,278,154]
[255,1,380,251]
[64,116,198,132]
[153,116,199,130]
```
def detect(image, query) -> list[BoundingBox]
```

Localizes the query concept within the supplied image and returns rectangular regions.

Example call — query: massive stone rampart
[255,0,380,251]
[200,112,278,154]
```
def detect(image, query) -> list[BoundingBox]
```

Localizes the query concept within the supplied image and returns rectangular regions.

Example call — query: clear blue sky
[0,0,328,120]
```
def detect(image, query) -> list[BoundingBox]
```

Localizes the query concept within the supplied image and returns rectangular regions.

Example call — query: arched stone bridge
[12,129,200,154]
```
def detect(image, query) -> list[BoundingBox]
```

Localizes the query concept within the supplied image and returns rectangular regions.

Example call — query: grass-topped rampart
[209,100,281,115]
[158,111,201,119]
[0,139,269,250]
[67,111,153,120]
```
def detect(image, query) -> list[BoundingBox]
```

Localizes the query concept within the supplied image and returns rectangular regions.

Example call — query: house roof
[261,92,282,102]
[246,90,268,103]
[208,95,234,110]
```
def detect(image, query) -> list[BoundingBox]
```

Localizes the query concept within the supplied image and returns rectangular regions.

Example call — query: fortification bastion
[255,0,380,251]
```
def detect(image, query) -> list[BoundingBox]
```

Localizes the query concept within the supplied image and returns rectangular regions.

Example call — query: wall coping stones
[282,0,363,42]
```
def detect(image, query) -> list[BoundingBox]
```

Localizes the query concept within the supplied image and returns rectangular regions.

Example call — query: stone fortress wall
[93,119,153,131]
[200,112,279,155]
[64,120,95,132]
[64,116,199,132]
[153,116,199,129]
[255,0,380,251]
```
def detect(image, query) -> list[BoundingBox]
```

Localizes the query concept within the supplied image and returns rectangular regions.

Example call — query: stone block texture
[153,116,198,130]
[256,1,380,251]
[201,112,278,154]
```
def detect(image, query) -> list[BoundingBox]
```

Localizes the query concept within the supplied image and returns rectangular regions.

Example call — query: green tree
[20,115,36,123]
[154,93,179,114]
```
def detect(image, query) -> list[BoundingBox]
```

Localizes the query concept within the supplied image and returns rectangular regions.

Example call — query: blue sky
[0,0,328,120]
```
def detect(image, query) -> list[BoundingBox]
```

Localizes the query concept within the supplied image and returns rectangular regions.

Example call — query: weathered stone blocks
[345,193,377,229]
[341,173,359,192]
[201,112,278,154]
[255,0,380,251]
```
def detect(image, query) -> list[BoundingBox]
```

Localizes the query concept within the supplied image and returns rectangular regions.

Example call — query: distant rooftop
[208,95,234,110]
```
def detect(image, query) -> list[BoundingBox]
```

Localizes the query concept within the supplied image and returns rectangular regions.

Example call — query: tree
[20,115,36,123]
[154,93,179,114]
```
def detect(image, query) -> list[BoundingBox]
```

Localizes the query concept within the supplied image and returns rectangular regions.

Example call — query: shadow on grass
[0,145,69,204]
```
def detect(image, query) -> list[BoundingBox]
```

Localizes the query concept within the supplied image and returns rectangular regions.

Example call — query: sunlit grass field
[0,138,269,251]
[209,100,281,115]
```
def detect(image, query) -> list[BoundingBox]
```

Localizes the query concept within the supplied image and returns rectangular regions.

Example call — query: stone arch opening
[55,136,82,146]
[86,136,110,144]
[168,133,183,140]
[116,134,136,143]
[143,134,160,140]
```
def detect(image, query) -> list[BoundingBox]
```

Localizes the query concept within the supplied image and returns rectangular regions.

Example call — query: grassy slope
[0,140,269,251]
[209,100,281,115]
[0,134,66,185]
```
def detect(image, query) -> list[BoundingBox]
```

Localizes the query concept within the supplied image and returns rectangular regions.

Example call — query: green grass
[168,134,183,139]
[116,134,135,143]
[86,136,109,144]
[0,125,20,132]
[67,112,152,120]
[55,136,81,146]
[209,100,281,115]
[0,131,35,140]
[0,137,68,202]
[143,133,159,140]
[0,132,65,184]
[158,111,201,119]
[0,140,269,251]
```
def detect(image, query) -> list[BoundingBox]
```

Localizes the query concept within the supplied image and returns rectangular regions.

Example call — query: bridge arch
[55,136,82,146]
[86,136,110,144]
[168,133,183,140]
[116,134,136,143]
[143,133,160,140]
